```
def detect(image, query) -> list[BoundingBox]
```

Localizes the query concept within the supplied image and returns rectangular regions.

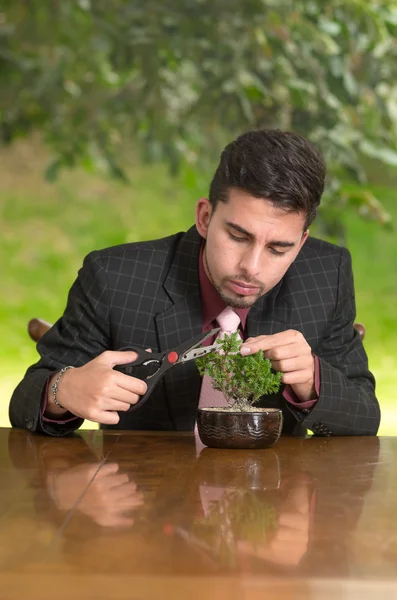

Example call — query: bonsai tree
[195,332,283,411]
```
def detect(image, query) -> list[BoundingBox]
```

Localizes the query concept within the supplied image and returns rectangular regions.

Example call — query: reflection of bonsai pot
[196,333,283,449]
[196,447,281,491]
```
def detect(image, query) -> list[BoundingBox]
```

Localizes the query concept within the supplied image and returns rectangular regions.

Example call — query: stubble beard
[204,248,265,309]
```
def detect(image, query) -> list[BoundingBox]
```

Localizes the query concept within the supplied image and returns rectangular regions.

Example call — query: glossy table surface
[1,428,397,599]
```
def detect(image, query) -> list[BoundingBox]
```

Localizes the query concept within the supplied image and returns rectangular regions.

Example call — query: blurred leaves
[1,0,397,236]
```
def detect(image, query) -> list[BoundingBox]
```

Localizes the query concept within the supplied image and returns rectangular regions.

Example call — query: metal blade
[195,327,220,346]
[176,327,220,357]
[181,343,219,362]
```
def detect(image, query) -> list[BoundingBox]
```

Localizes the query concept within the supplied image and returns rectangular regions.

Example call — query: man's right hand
[45,351,148,425]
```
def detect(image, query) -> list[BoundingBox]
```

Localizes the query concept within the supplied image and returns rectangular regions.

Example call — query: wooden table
[1,428,397,599]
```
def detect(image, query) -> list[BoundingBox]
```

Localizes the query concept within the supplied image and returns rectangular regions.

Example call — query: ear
[195,197,213,239]
[299,229,309,250]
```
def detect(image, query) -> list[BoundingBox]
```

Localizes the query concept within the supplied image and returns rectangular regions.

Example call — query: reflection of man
[10,130,380,437]
[189,437,381,574]
[236,474,312,568]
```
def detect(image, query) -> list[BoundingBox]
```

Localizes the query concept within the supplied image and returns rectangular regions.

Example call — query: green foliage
[1,1,397,234]
[193,490,277,567]
[195,333,283,410]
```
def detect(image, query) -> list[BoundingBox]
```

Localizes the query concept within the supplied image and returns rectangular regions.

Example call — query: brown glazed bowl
[195,447,281,489]
[196,407,283,450]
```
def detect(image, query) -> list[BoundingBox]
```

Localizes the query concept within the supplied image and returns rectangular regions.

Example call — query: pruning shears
[114,328,221,411]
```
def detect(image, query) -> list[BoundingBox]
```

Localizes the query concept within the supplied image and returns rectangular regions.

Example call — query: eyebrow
[225,221,297,248]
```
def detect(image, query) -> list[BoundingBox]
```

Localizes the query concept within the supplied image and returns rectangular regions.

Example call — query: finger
[288,485,311,511]
[96,463,120,478]
[94,393,141,412]
[281,371,313,385]
[121,493,144,508]
[107,398,140,411]
[262,343,302,362]
[241,339,298,356]
[109,385,145,404]
[94,488,143,510]
[114,372,148,396]
[98,350,139,368]
[269,356,308,372]
[107,487,144,505]
[265,538,307,565]
[279,512,310,530]
[270,358,294,372]
[241,340,299,358]
[240,331,303,354]
[98,473,131,489]
[94,411,120,426]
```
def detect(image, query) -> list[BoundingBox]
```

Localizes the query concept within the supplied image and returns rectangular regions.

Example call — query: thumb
[99,350,138,368]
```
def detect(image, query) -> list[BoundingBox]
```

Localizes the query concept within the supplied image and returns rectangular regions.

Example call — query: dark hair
[209,129,326,229]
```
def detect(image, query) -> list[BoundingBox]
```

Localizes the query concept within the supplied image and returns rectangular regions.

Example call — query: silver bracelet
[52,366,75,409]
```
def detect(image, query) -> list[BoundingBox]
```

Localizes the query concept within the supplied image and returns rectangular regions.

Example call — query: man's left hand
[240,330,316,403]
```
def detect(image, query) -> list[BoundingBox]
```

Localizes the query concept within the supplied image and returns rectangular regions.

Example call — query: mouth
[228,280,261,296]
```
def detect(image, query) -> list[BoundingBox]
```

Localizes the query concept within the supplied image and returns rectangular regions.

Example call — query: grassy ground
[1,139,396,432]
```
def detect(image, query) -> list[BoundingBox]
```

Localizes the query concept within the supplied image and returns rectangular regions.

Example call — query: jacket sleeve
[288,247,381,436]
[9,251,110,436]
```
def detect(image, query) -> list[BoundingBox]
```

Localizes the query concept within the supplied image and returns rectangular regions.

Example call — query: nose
[238,247,262,279]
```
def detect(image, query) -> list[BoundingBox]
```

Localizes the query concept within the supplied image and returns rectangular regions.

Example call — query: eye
[269,248,287,256]
[229,232,247,243]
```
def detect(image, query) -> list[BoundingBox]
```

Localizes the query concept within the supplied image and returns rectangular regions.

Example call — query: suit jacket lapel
[155,227,203,430]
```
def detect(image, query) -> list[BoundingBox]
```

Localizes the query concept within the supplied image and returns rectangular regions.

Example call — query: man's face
[195,188,309,309]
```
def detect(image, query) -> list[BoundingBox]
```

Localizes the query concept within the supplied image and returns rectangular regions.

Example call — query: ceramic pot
[195,447,281,489]
[196,407,283,450]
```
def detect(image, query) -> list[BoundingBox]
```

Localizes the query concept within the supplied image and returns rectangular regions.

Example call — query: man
[9,129,380,437]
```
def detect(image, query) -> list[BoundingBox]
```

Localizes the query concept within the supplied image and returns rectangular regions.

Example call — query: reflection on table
[2,428,397,599]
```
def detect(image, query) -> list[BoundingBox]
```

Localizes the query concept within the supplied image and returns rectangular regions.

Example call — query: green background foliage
[2,1,397,233]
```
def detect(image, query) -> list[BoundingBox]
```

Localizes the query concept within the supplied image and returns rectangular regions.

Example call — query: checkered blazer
[9,226,380,437]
